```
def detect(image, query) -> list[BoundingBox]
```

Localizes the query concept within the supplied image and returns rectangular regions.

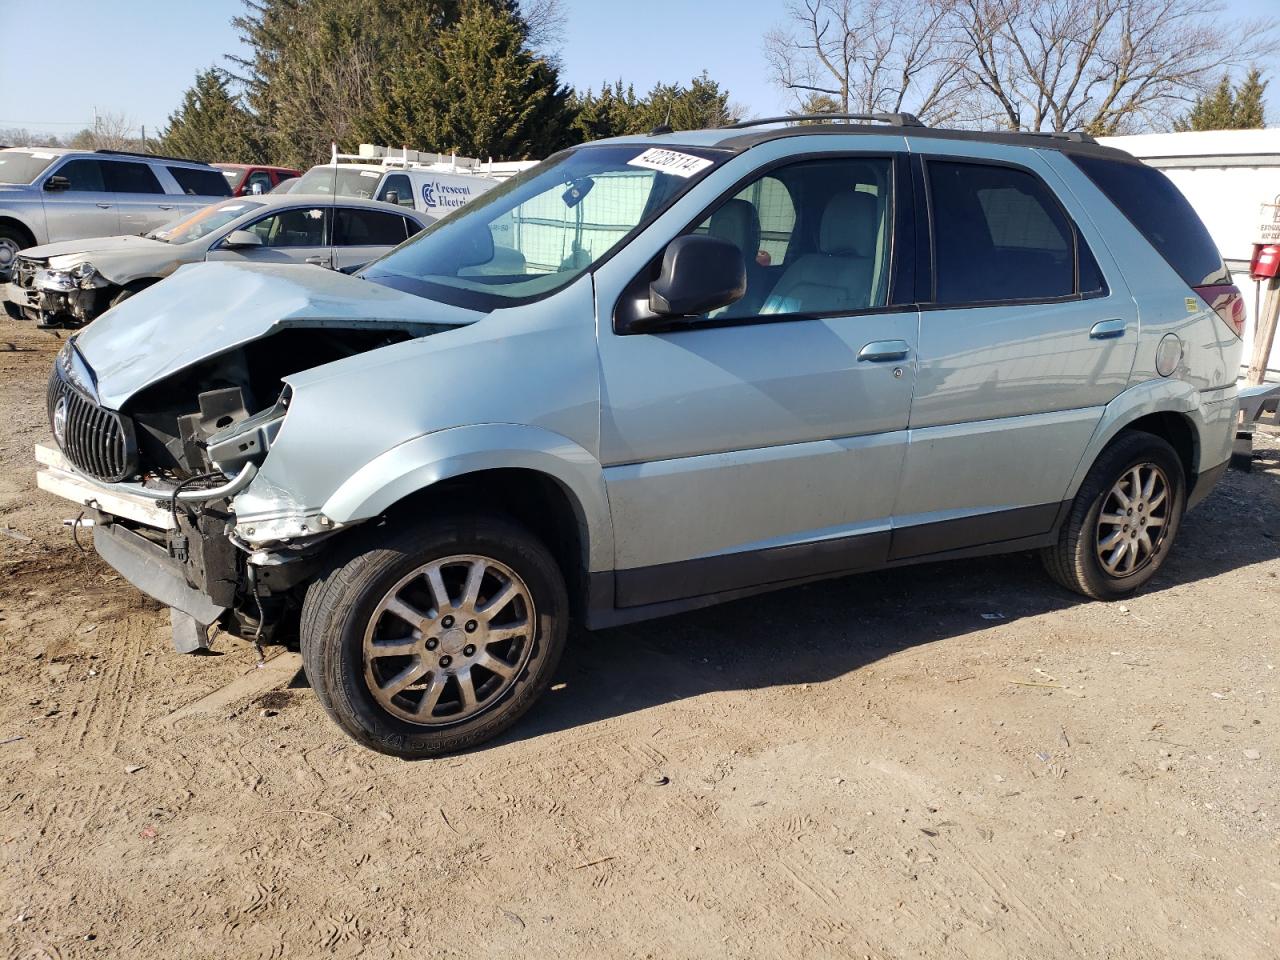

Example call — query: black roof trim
[95,148,215,167]
[727,112,924,129]
[716,123,1131,160]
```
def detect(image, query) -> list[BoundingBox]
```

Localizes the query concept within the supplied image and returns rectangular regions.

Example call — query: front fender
[321,423,614,573]
[1063,378,1236,499]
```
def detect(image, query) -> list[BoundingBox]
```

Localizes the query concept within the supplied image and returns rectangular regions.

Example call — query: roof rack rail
[1015,130,1096,144]
[95,148,211,165]
[726,112,925,129]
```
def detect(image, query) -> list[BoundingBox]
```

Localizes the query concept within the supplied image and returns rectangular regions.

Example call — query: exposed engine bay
[125,324,421,478]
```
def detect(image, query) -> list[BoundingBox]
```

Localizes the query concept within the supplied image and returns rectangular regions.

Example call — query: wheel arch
[1065,379,1207,500]
[320,424,614,598]
[0,215,37,247]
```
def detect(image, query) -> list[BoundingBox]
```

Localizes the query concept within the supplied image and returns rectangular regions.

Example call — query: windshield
[292,165,383,199]
[148,200,264,243]
[360,144,727,310]
[219,168,245,189]
[0,150,59,184]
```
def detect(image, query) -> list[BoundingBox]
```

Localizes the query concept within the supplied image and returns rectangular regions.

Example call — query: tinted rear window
[1071,155,1227,287]
[103,160,163,194]
[928,161,1077,303]
[168,166,232,197]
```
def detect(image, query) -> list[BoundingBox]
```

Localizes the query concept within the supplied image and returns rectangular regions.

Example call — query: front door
[595,153,919,607]
[890,146,1139,559]
[206,205,334,268]
[41,158,119,241]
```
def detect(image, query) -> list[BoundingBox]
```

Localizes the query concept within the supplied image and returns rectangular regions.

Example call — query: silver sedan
[3,194,431,328]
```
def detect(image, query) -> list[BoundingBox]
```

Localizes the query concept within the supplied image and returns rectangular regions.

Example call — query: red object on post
[1250,243,1280,280]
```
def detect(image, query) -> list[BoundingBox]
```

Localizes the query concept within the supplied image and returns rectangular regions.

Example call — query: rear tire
[301,514,569,758]
[1041,431,1186,600]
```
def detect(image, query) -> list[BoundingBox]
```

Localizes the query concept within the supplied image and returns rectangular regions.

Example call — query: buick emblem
[53,397,68,448]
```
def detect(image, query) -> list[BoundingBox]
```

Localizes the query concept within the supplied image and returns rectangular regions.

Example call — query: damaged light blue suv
[37,114,1245,757]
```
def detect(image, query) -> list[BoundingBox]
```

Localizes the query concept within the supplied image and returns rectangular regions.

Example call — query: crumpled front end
[6,254,112,327]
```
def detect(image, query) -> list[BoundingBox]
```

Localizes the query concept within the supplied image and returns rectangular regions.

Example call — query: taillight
[1193,283,1245,338]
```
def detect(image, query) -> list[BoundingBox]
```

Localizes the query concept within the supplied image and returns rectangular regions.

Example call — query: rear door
[41,158,119,240]
[890,142,1138,559]
[102,160,174,236]
[330,206,414,270]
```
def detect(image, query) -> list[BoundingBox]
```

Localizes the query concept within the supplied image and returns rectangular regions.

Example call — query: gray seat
[706,198,766,316]
[761,191,879,315]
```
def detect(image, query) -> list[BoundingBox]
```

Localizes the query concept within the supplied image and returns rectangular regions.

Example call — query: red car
[213,163,303,197]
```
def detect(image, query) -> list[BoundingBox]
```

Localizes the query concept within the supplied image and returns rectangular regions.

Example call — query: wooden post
[1246,275,1280,386]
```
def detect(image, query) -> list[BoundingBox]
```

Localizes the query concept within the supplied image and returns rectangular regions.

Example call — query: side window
[927,161,1079,303]
[335,208,408,246]
[378,173,414,207]
[247,207,328,247]
[691,156,894,319]
[167,166,232,197]
[737,175,795,264]
[53,159,105,192]
[246,171,273,195]
[103,160,164,194]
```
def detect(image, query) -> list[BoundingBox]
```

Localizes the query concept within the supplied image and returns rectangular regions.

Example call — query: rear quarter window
[1070,155,1228,287]
[168,166,233,197]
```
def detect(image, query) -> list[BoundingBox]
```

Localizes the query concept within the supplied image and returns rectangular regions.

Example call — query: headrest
[819,191,878,258]
[708,198,761,258]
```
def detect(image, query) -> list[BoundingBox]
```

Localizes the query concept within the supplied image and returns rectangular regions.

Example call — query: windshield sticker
[627,148,713,178]
[360,170,381,178]
[31,152,56,159]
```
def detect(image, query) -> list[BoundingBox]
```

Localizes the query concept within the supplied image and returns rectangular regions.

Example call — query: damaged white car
[6,195,428,327]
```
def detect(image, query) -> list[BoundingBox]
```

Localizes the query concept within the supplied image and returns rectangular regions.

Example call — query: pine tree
[1175,69,1268,131]
[1233,67,1268,128]
[159,69,261,162]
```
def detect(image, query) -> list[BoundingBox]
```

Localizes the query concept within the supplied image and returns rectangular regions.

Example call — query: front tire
[1041,431,1186,600]
[301,514,568,758]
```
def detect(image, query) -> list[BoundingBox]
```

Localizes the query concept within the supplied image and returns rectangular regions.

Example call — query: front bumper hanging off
[36,443,232,652]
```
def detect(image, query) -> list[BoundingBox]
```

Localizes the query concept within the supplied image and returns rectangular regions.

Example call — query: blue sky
[0,0,1276,139]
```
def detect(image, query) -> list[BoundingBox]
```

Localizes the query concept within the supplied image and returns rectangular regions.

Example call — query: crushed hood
[21,233,169,263]
[74,261,480,409]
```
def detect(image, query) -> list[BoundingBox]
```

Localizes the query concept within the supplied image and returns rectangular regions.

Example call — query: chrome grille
[46,367,138,483]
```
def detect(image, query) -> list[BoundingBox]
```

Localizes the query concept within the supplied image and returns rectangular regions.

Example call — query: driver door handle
[858,339,910,362]
[96,202,111,209]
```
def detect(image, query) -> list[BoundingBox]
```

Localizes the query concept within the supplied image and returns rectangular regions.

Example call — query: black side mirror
[384,190,399,206]
[648,234,746,317]
[44,175,70,192]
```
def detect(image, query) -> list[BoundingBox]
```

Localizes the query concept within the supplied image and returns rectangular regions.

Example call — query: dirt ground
[0,314,1277,960]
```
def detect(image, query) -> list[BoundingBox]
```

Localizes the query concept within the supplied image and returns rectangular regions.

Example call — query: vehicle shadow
[498,455,1280,750]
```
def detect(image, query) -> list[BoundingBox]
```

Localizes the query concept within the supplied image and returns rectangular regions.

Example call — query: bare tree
[520,0,566,52]
[68,111,141,151]
[765,0,968,123]
[957,0,1275,134]
[766,0,1274,133]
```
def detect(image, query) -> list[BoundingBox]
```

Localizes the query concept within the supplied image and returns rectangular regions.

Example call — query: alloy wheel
[1094,462,1171,578]
[362,554,536,726]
